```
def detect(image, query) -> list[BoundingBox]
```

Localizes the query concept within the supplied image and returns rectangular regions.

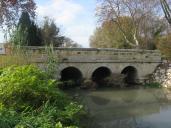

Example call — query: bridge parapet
[13,47,161,63]
[56,48,161,63]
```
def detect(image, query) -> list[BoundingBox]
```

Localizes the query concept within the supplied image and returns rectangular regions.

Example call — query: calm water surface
[67,88,171,128]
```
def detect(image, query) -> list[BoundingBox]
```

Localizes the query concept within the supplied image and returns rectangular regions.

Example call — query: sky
[0,0,98,47]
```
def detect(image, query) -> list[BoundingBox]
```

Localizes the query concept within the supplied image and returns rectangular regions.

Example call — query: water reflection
[67,88,171,128]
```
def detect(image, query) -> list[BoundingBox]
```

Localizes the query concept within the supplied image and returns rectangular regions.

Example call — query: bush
[16,102,83,128]
[157,34,171,60]
[58,80,76,90]
[144,82,161,88]
[0,65,84,128]
[0,65,68,111]
[0,104,19,128]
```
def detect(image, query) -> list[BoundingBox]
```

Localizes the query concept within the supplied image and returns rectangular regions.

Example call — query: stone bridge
[22,47,162,84]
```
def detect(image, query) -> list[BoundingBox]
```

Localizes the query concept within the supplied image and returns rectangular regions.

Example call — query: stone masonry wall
[4,46,161,63]
[152,62,171,88]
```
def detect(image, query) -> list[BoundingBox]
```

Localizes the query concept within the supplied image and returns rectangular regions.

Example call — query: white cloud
[36,0,83,25]
[36,0,96,47]
[65,24,95,47]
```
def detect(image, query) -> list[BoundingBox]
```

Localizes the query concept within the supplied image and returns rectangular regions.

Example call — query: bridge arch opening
[121,66,138,86]
[60,67,82,88]
[92,67,111,87]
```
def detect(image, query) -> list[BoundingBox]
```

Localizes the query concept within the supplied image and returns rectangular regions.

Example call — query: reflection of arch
[92,67,111,86]
[121,66,138,85]
[60,67,82,86]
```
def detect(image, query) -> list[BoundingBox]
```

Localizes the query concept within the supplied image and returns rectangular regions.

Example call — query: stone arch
[121,66,138,85]
[60,66,83,86]
[92,66,111,86]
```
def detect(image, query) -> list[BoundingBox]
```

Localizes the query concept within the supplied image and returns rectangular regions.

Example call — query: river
[66,88,171,128]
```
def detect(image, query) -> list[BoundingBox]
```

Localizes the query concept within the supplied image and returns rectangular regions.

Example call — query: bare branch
[0,0,36,29]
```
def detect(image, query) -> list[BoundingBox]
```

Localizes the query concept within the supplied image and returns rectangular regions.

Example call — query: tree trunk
[160,0,171,25]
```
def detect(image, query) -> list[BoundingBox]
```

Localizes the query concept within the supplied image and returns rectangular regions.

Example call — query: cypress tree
[11,11,42,46]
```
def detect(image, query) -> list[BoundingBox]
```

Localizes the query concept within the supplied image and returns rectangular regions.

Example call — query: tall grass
[0,46,44,68]
[0,55,29,68]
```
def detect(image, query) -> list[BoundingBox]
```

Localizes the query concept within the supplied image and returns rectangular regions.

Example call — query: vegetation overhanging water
[66,87,171,128]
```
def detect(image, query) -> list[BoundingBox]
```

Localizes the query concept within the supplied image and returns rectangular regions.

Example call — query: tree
[160,0,171,25]
[27,22,42,46]
[90,16,166,49]
[18,10,32,29]
[157,34,171,60]
[10,11,42,46]
[158,0,171,60]
[90,19,132,48]
[96,0,161,48]
[41,17,64,47]
[0,0,36,28]
[62,37,82,48]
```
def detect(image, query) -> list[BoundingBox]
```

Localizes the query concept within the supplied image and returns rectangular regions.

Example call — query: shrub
[0,65,85,127]
[157,34,171,60]
[144,82,161,88]
[0,65,68,111]
[0,104,19,128]
[58,80,76,90]
[16,102,83,128]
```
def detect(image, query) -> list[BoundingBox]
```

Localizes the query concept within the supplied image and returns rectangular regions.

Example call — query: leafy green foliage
[0,101,83,128]
[144,82,161,88]
[0,65,62,110]
[90,19,132,49]
[90,17,166,49]
[0,105,19,128]
[0,65,84,127]
[10,12,42,46]
[15,102,83,128]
